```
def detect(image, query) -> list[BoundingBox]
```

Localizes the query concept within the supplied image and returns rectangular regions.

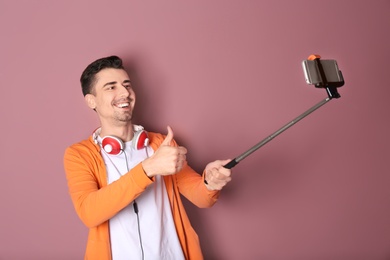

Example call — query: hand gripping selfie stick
[223,54,345,169]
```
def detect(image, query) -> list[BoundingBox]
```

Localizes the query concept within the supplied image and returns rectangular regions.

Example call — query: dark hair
[80,55,124,96]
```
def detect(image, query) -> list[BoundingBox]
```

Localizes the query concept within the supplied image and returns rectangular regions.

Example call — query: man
[63,55,232,260]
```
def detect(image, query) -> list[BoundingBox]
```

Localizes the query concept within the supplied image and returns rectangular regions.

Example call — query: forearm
[176,163,220,208]
[64,149,153,227]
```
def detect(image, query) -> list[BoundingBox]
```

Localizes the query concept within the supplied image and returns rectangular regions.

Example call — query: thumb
[161,126,174,146]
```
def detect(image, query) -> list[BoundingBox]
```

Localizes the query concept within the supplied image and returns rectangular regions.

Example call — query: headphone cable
[124,150,145,260]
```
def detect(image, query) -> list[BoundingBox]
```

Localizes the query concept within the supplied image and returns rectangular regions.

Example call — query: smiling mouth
[116,102,130,108]
[113,98,133,108]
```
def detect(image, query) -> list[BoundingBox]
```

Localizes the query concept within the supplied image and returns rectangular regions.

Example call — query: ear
[85,94,97,110]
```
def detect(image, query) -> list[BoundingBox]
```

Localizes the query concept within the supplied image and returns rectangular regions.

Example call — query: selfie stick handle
[223,97,331,169]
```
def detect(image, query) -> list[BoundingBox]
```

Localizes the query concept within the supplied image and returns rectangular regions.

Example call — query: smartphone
[302,59,344,88]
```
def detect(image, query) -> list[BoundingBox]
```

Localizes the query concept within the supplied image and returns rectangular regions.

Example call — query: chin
[117,116,132,122]
[113,112,132,122]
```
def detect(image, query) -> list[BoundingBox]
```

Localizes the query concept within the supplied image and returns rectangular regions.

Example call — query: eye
[123,85,133,91]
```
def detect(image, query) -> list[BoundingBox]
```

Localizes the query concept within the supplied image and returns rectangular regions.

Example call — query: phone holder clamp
[309,54,343,99]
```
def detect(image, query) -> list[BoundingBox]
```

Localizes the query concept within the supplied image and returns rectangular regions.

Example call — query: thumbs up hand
[142,126,188,178]
[160,125,174,146]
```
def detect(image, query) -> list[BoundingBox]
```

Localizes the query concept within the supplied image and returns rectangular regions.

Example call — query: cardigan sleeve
[175,163,220,208]
[63,142,154,228]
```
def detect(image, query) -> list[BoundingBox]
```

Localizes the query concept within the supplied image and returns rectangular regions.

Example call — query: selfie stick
[223,55,344,169]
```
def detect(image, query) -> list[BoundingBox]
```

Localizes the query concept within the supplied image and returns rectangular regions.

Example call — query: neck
[100,123,134,142]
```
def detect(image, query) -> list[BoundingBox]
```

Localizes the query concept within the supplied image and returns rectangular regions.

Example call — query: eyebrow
[103,81,116,87]
[102,80,131,88]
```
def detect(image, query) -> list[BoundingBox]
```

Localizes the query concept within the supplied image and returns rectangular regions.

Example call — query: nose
[119,85,130,98]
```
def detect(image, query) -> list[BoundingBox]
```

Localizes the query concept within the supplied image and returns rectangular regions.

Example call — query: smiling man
[63,55,232,260]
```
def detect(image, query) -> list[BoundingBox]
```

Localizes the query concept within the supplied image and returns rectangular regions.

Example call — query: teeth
[117,103,129,108]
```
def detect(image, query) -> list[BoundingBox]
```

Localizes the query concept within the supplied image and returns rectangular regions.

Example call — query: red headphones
[93,125,149,155]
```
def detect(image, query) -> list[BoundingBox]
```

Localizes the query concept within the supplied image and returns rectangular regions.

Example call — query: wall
[1,0,390,259]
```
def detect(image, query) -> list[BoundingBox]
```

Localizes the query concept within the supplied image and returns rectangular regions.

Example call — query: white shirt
[98,136,185,260]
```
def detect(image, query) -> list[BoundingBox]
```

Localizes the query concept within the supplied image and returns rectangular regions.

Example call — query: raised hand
[142,126,188,178]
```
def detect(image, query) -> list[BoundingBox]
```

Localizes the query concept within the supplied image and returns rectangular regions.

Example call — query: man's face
[85,68,136,126]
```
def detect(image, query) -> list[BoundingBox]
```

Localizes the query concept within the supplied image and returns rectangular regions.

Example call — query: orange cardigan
[63,132,220,260]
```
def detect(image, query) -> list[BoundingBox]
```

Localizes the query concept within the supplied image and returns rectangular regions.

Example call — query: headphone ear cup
[132,130,149,150]
[102,136,124,155]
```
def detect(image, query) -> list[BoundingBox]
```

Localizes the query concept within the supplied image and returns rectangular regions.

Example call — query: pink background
[1,1,390,259]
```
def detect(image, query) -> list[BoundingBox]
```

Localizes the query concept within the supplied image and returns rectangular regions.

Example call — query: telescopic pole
[223,96,331,169]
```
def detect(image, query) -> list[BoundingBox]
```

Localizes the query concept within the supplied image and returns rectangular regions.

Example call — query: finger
[220,159,232,166]
[218,160,233,176]
[177,146,188,156]
[211,167,231,181]
[161,126,174,146]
